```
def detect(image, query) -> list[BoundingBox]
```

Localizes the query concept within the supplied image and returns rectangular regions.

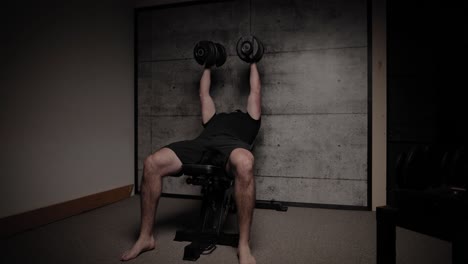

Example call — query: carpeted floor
[2,196,451,264]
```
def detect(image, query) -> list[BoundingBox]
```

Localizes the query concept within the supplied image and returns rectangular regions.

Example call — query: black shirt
[198,110,261,145]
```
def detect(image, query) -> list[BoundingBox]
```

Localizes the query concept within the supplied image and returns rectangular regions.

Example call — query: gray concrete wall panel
[138,117,152,171]
[256,176,367,206]
[150,116,204,152]
[150,61,200,116]
[138,62,152,116]
[137,0,368,206]
[260,48,367,114]
[150,59,258,116]
[254,115,367,180]
[150,0,250,61]
[148,47,367,116]
[252,0,367,52]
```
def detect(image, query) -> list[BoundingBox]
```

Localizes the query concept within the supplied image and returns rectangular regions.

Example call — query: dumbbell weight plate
[194,41,210,65]
[252,36,264,62]
[205,41,217,67]
[236,35,264,63]
[194,40,218,67]
[236,36,253,62]
[215,43,226,67]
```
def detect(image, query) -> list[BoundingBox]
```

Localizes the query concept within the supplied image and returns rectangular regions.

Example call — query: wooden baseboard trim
[0,184,133,238]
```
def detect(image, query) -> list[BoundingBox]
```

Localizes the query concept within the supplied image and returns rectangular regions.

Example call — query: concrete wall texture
[0,0,134,218]
[137,0,368,206]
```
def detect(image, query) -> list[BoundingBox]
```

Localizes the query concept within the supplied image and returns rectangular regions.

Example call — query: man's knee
[144,148,181,176]
[230,148,255,180]
[144,153,163,176]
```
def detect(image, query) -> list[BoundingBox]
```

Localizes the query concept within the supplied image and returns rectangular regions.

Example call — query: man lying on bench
[121,62,262,264]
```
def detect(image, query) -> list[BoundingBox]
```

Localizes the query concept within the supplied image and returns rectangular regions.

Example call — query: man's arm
[247,63,261,120]
[200,68,216,124]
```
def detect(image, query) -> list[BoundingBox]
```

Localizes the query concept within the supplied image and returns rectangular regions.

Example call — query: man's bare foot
[237,244,256,264]
[120,236,155,261]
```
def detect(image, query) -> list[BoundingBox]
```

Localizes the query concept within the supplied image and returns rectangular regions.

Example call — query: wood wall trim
[0,185,133,238]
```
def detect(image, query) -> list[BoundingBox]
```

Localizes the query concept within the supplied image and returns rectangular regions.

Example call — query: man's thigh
[151,147,184,176]
[165,140,206,165]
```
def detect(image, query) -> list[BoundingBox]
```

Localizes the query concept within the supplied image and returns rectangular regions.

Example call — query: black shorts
[165,136,251,168]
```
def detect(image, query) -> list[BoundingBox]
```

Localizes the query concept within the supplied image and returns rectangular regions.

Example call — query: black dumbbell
[214,43,226,67]
[194,41,226,67]
[236,35,264,63]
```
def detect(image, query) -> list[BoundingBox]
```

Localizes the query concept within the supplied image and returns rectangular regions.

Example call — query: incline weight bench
[172,162,288,261]
[172,163,238,261]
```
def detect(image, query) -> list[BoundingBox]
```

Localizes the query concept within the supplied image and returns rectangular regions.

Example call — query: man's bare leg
[228,148,257,264]
[121,148,182,261]
[226,61,261,264]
